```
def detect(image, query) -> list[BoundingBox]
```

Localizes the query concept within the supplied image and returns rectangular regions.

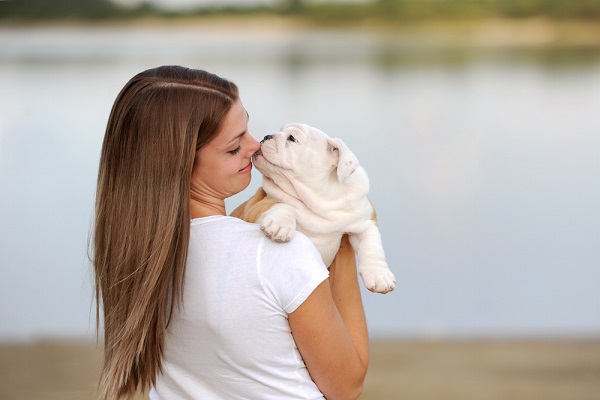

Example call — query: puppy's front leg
[259,203,297,243]
[349,222,396,294]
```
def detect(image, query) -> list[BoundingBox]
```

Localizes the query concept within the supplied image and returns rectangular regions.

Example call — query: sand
[365,340,600,400]
[1,339,599,399]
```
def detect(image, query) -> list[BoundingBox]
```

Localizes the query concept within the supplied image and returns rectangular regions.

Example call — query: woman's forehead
[212,101,248,146]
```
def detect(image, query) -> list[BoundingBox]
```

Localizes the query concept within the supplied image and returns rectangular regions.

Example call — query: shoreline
[1,17,600,48]
[1,338,599,400]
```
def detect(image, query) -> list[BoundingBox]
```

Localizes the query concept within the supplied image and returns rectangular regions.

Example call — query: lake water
[1,25,599,341]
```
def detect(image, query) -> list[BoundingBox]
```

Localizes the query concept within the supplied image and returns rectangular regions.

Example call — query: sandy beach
[1,339,599,399]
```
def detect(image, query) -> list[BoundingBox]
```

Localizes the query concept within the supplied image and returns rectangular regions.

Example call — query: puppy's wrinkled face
[254,123,337,181]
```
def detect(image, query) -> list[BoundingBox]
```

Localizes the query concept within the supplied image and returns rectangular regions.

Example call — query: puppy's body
[232,123,396,294]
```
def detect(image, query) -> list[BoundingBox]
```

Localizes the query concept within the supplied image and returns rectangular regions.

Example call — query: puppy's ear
[328,138,359,182]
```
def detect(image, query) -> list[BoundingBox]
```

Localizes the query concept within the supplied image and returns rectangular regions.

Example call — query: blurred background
[1,0,599,399]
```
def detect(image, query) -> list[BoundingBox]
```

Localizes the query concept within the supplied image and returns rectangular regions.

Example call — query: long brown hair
[93,66,238,399]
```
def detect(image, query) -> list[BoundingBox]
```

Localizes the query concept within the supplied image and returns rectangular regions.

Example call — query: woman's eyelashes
[228,131,251,155]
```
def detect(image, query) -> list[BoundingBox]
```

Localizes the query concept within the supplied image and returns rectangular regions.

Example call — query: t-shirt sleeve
[258,232,329,314]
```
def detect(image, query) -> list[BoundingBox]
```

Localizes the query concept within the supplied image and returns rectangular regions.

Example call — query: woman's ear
[328,137,359,182]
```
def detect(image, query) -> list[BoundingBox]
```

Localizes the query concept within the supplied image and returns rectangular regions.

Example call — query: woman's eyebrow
[227,131,245,145]
[225,110,250,145]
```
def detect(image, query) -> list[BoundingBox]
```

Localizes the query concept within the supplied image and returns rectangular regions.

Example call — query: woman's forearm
[289,235,370,400]
[328,235,370,373]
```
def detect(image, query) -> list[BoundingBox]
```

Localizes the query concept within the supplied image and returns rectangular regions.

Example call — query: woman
[93,65,368,400]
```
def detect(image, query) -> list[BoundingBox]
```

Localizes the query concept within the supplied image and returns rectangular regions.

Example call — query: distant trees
[0,0,159,19]
[493,0,600,19]
[365,0,600,20]
[1,0,599,21]
[0,0,121,19]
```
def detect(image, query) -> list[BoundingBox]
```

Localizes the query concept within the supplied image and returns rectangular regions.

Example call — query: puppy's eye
[287,135,297,142]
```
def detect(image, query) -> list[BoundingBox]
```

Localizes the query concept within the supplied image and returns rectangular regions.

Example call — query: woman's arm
[288,235,369,400]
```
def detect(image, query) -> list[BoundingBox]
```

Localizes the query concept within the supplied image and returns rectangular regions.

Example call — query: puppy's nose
[261,134,274,144]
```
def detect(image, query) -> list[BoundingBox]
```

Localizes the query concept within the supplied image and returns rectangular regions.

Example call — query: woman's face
[191,98,260,201]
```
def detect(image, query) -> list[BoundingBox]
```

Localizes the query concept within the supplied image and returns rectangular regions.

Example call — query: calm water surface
[1,26,599,340]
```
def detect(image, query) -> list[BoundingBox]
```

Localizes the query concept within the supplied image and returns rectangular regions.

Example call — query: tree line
[1,0,599,21]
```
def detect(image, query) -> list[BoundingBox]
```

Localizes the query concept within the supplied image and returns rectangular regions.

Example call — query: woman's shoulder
[261,230,324,266]
[190,215,262,240]
[191,215,257,230]
[190,215,320,256]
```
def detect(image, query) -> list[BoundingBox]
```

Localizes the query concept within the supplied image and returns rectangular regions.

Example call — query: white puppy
[252,123,396,294]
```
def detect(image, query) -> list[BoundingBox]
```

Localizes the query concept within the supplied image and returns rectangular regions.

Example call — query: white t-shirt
[151,216,329,400]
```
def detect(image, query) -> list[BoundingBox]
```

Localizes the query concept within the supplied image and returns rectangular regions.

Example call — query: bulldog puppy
[231,123,396,294]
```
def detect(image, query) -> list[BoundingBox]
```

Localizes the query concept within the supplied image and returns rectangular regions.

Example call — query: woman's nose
[248,135,261,154]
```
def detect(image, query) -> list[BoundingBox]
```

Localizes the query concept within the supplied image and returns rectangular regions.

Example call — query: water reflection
[3,26,600,70]
[1,25,599,340]
[373,46,600,70]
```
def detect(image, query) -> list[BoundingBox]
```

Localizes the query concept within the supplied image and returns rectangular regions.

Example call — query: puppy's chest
[296,228,342,267]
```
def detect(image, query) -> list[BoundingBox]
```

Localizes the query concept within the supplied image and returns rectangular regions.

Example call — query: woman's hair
[93,65,238,399]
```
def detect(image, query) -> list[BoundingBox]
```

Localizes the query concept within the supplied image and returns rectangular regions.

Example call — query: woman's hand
[288,235,369,400]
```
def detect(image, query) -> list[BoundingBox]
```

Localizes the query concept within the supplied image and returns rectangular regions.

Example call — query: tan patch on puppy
[231,187,275,222]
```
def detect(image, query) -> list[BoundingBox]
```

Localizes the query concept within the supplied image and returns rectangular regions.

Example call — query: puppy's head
[253,123,359,184]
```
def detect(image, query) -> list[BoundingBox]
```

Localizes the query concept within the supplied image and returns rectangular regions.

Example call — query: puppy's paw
[258,204,297,243]
[359,263,396,294]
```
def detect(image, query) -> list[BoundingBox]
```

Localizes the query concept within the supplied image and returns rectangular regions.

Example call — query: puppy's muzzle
[261,134,274,144]
[252,135,273,158]
[254,134,273,158]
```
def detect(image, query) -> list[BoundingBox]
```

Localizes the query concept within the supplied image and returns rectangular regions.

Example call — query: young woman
[93,65,368,400]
